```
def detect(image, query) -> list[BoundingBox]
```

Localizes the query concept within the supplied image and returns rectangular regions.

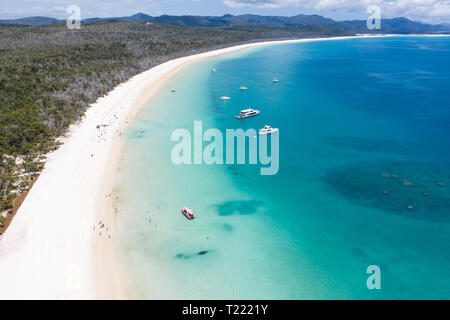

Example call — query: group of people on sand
[93,220,111,239]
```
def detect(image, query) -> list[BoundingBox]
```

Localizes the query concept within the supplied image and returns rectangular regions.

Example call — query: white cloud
[223,0,450,23]
[0,0,164,19]
[223,0,310,7]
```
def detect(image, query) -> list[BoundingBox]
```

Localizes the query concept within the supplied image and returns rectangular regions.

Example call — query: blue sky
[1,0,449,24]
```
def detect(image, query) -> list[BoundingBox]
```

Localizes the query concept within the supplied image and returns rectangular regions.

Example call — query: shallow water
[116,37,450,299]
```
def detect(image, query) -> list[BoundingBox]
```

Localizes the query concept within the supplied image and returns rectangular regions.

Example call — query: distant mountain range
[0,16,60,25]
[1,13,449,34]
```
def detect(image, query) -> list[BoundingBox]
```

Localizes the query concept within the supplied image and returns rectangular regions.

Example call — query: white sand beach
[0,34,429,299]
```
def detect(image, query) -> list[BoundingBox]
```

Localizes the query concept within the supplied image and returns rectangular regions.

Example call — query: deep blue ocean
[116,36,450,299]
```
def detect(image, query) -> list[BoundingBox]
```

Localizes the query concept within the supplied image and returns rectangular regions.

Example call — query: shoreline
[0,34,447,299]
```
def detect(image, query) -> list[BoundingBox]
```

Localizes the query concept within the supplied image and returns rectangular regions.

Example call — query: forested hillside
[4,13,448,34]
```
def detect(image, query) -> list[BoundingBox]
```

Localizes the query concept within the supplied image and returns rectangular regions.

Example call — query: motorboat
[272,78,280,83]
[212,68,217,73]
[182,207,195,220]
[220,96,231,100]
[259,125,279,135]
[239,86,248,90]
[235,108,260,119]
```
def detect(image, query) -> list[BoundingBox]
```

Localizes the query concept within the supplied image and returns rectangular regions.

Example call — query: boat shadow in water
[176,250,215,260]
[212,200,264,216]
[322,161,450,223]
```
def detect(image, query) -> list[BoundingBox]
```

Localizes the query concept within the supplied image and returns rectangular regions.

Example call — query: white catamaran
[235,108,260,119]
[259,125,279,135]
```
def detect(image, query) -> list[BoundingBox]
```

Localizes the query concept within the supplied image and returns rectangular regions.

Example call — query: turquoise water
[116,36,450,299]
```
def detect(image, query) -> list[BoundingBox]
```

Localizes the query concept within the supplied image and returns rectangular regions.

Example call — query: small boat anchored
[272,78,280,83]
[219,96,231,100]
[182,207,195,220]
[259,125,279,135]
[235,108,260,119]
[212,68,217,73]
[239,86,248,90]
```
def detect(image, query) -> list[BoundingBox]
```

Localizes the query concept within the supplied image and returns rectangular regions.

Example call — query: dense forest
[0,20,351,230]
